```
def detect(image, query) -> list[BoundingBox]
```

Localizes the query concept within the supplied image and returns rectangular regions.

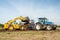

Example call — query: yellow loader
[4,16,29,30]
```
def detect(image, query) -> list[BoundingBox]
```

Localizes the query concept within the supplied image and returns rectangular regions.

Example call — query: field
[0,28,60,40]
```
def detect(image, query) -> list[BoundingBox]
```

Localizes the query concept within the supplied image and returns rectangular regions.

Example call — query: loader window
[13,22,18,24]
[16,20,21,24]
[12,20,21,24]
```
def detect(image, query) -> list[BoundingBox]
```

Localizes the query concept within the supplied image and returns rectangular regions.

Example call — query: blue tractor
[35,17,57,30]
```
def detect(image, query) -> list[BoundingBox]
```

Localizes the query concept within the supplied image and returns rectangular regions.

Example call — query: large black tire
[52,25,57,30]
[35,22,42,30]
[8,25,14,30]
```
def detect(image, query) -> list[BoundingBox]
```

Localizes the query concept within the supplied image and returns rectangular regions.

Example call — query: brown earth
[0,28,60,40]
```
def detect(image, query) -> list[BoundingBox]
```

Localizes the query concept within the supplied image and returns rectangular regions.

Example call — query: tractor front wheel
[46,25,52,30]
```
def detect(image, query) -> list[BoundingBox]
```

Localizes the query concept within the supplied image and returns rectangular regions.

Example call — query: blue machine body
[38,17,53,25]
[45,21,53,25]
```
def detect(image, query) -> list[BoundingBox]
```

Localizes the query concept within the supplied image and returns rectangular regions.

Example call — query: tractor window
[38,18,47,24]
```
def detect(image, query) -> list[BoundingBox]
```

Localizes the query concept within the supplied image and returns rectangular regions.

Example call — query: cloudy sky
[0,0,60,25]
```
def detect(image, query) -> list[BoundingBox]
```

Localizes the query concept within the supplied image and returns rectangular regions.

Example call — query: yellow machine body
[4,16,29,30]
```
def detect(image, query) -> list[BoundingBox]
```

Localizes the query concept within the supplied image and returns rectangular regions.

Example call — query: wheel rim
[36,25,41,30]
[21,27,24,30]
[9,26,14,30]
[47,26,52,30]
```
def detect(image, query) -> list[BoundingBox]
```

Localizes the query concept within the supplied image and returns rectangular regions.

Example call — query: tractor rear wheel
[35,23,42,30]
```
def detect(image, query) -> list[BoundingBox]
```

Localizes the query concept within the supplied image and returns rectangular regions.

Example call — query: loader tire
[8,25,14,30]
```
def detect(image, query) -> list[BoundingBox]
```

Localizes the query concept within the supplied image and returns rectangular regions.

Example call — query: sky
[0,0,60,25]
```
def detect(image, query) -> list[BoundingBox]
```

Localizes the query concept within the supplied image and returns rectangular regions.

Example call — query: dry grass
[0,29,60,40]
[0,27,60,40]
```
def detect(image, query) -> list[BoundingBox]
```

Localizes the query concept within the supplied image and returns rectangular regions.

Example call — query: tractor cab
[38,17,47,25]
[38,17,53,25]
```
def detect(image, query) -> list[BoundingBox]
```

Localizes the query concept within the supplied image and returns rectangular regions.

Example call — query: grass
[0,30,60,40]
[0,26,60,40]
